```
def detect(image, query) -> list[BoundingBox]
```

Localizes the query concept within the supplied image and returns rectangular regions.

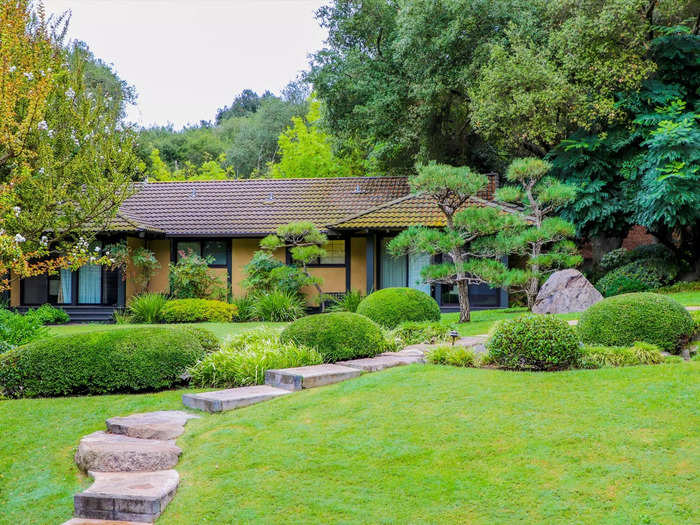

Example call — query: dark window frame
[173,239,230,268]
[286,237,348,268]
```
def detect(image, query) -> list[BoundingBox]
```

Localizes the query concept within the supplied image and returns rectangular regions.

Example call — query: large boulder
[532,269,602,314]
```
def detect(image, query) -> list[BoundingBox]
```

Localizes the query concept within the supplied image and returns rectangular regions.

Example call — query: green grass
[1,363,697,524]
[46,321,287,341]
[661,290,700,306]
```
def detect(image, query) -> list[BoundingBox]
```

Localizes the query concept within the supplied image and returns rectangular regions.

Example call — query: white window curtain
[59,269,72,303]
[408,252,431,295]
[79,264,102,304]
[380,238,407,288]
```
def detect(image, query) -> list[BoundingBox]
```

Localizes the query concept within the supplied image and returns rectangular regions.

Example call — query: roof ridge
[142,175,409,185]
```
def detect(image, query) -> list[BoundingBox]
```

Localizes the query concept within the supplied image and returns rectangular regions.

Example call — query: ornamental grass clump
[128,292,168,323]
[578,293,694,353]
[487,314,581,370]
[426,344,478,367]
[391,321,453,347]
[577,342,664,369]
[188,330,322,388]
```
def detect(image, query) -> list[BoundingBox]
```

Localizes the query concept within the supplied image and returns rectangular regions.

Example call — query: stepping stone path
[182,385,291,413]
[64,411,198,524]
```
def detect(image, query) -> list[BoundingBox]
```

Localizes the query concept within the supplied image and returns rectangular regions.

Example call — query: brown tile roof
[329,195,522,230]
[117,177,411,236]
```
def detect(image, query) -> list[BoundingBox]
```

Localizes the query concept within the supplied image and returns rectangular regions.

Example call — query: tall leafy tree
[0,1,140,291]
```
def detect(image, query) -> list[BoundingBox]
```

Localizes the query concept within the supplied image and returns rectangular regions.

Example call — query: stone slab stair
[64,411,198,524]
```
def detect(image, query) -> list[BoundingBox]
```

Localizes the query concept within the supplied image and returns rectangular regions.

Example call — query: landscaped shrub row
[280,312,386,362]
[578,293,694,353]
[0,326,213,398]
[595,245,679,297]
[160,298,238,323]
[357,287,441,328]
[189,330,322,387]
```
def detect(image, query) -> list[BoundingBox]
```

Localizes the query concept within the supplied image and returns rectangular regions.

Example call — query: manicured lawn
[1,363,697,524]
[46,321,288,341]
[662,290,700,306]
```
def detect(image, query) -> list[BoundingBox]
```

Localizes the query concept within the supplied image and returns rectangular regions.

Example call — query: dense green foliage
[169,251,225,299]
[357,287,441,328]
[280,312,385,362]
[160,299,238,323]
[128,293,168,323]
[243,251,313,297]
[578,293,694,352]
[596,258,677,296]
[390,320,453,347]
[178,326,220,353]
[549,30,699,265]
[251,290,306,322]
[577,342,664,369]
[0,309,47,352]
[0,327,207,397]
[488,314,581,370]
[327,289,364,313]
[25,304,69,324]
[426,344,477,367]
[189,330,322,388]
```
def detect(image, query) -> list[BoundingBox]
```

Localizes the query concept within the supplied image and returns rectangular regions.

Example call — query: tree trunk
[591,236,622,264]
[457,280,471,322]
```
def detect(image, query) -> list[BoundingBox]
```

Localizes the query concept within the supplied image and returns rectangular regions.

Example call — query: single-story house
[9,175,512,321]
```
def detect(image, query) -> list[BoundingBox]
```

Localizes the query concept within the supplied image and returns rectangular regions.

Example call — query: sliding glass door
[380,237,431,294]
[78,263,102,304]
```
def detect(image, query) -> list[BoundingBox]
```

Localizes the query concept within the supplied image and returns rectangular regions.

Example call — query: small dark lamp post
[449,330,459,346]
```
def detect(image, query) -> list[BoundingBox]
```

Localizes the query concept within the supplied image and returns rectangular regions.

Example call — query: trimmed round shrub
[0,326,208,398]
[596,259,677,296]
[160,298,237,323]
[600,248,630,271]
[177,326,220,353]
[487,314,581,370]
[280,312,385,362]
[356,287,441,328]
[578,293,694,353]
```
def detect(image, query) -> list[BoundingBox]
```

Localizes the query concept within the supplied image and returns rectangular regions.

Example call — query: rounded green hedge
[160,298,238,323]
[0,326,208,398]
[578,293,694,353]
[356,287,441,328]
[487,314,581,370]
[279,312,385,362]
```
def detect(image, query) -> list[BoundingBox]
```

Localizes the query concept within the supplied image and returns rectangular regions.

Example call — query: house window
[320,239,346,265]
[175,240,228,266]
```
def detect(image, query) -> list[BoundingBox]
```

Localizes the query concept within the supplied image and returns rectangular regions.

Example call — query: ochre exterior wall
[350,237,367,293]
[147,239,171,294]
[231,238,260,296]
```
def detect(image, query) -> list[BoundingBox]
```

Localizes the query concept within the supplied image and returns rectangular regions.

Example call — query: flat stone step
[182,385,292,413]
[265,364,362,391]
[74,470,178,523]
[687,306,699,311]
[106,411,199,440]
[339,354,423,372]
[75,432,181,473]
[63,518,147,524]
[567,319,579,326]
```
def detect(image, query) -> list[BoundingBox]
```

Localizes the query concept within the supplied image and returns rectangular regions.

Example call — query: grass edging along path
[1,363,698,524]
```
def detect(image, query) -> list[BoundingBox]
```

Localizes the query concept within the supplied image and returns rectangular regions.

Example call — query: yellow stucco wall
[231,238,260,296]
[350,237,367,293]
[125,237,145,302]
[146,239,171,295]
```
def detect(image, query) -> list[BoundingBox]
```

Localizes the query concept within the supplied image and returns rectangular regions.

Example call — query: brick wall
[621,225,657,250]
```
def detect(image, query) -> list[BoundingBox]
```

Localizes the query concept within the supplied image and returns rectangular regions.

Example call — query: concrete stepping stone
[63,518,147,524]
[74,470,178,523]
[687,306,699,311]
[265,364,362,391]
[567,319,579,326]
[338,354,422,372]
[75,431,181,473]
[182,385,292,413]
[106,411,199,440]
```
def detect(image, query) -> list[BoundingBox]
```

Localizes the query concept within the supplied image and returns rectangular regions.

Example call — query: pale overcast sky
[44,0,328,128]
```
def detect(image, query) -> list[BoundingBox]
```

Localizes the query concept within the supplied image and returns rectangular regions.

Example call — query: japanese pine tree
[260,221,328,310]
[387,163,522,322]
[473,158,581,308]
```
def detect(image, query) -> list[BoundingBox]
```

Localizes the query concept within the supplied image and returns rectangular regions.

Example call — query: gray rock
[75,431,181,473]
[106,411,199,440]
[532,269,603,314]
[265,364,362,391]
[182,385,292,413]
[74,470,178,522]
[63,518,146,524]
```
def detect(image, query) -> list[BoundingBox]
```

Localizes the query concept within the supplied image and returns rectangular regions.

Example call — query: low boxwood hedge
[356,287,441,328]
[160,298,238,323]
[0,326,207,398]
[487,314,581,370]
[578,293,694,353]
[280,312,385,362]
